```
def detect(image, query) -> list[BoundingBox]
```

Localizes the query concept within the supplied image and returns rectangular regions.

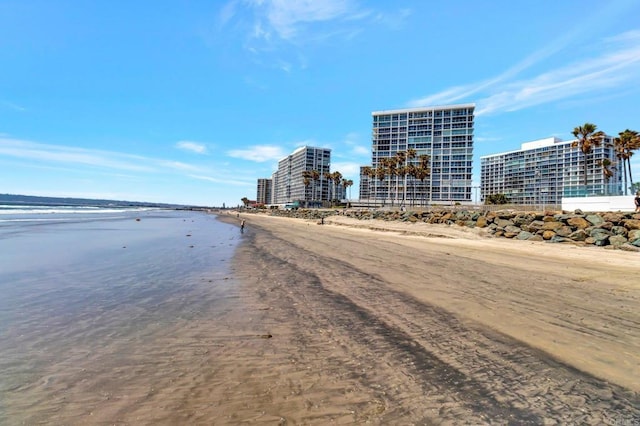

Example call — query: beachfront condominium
[480,136,621,206]
[256,178,272,205]
[271,146,332,206]
[359,104,475,205]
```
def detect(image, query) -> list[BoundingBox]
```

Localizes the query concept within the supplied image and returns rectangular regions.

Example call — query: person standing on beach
[635,192,640,212]
[240,219,245,232]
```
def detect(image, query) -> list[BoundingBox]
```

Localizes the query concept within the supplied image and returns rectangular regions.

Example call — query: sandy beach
[3,210,638,425]
[217,212,640,424]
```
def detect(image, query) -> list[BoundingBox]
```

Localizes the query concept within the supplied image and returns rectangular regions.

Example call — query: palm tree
[341,178,353,204]
[361,166,373,206]
[571,123,605,192]
[596,158,614,194]
[241,197,249,207]
[301,170,312,206]
[394,151,407,205]
[323,171,333,202]
[384,158,397,206]
[405,148,417,204]
[614,129,640,194]
[310,170,320,204]
[332,171,343,202]
[375,162,387,206]
[416,155,431,206]
[405,163,418,207]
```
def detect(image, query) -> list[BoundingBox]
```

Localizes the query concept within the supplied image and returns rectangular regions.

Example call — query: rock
[513,214,535,226]
[602,212,624,224]
[568,229,588,241]
[624,219,640,230]
[505,225,522,234]
[526,220,546,232]
[590,229,610,246]
[516,231,534,240]
[567,217,590,229]
[494,218,514,228]
[550,235,573,243]
[555,226,573,237]
[608,235,628,248]
[542,221,564,231]
[600,222,613,231]
[542,230,556,240]
[586,214,604,226]
[611,226,627,236]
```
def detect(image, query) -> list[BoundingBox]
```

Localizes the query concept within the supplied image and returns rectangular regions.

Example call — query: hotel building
[480,136,621,206]
[359,103,475,205]
[270,146,333,205]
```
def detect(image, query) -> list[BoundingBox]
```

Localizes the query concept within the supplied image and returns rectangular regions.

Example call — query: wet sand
[217,212,640,424]
[3,210,638,424]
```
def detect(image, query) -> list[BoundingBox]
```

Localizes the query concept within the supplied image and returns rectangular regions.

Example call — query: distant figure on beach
[240,219,245,232]
[635,192,640,212]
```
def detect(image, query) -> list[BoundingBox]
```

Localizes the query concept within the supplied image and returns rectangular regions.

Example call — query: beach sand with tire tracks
[214,211,640,424]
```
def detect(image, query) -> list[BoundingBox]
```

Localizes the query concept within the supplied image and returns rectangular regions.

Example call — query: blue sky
[1,0,639,207]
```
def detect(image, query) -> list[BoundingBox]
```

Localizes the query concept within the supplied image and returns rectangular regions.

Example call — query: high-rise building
[271,146,332,205]
[256,178,272,205]
[480,136,621,206]
[360,104,475,205]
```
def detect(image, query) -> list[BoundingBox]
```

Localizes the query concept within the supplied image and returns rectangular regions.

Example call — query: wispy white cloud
[409,29,640,116]
[477,33,640,115]
[218,0,239,27]
[1,100,27,112]
[0,137,208,175]
[371,8,411,30]
[159,160,201,172]
[189,174,253,186]
[254,0,358,41]
[351,145,370,156]
[218,0,377,73]
[176,140,208,154]
[227,144,286,162]
[0,138,154,172]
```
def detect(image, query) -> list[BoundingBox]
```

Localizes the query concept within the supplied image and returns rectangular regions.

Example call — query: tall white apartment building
[271,146,332,205]
[359,104,475,205]
[480,136,621,206]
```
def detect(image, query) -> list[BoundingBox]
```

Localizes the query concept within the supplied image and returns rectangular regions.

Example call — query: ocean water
[0,207,243,422]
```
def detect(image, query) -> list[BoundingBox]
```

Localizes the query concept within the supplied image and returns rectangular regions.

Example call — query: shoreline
[216,210,639,423]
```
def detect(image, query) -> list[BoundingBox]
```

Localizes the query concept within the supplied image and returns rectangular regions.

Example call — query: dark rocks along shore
[258,208,640,251]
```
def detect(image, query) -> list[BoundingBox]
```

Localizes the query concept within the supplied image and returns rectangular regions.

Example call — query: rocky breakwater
[265,208,640,251]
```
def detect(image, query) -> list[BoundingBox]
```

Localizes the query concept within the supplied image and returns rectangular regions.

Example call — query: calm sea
[0,206,243,422]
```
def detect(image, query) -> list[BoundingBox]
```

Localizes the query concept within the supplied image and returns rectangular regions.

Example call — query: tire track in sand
[238,222,640,425]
